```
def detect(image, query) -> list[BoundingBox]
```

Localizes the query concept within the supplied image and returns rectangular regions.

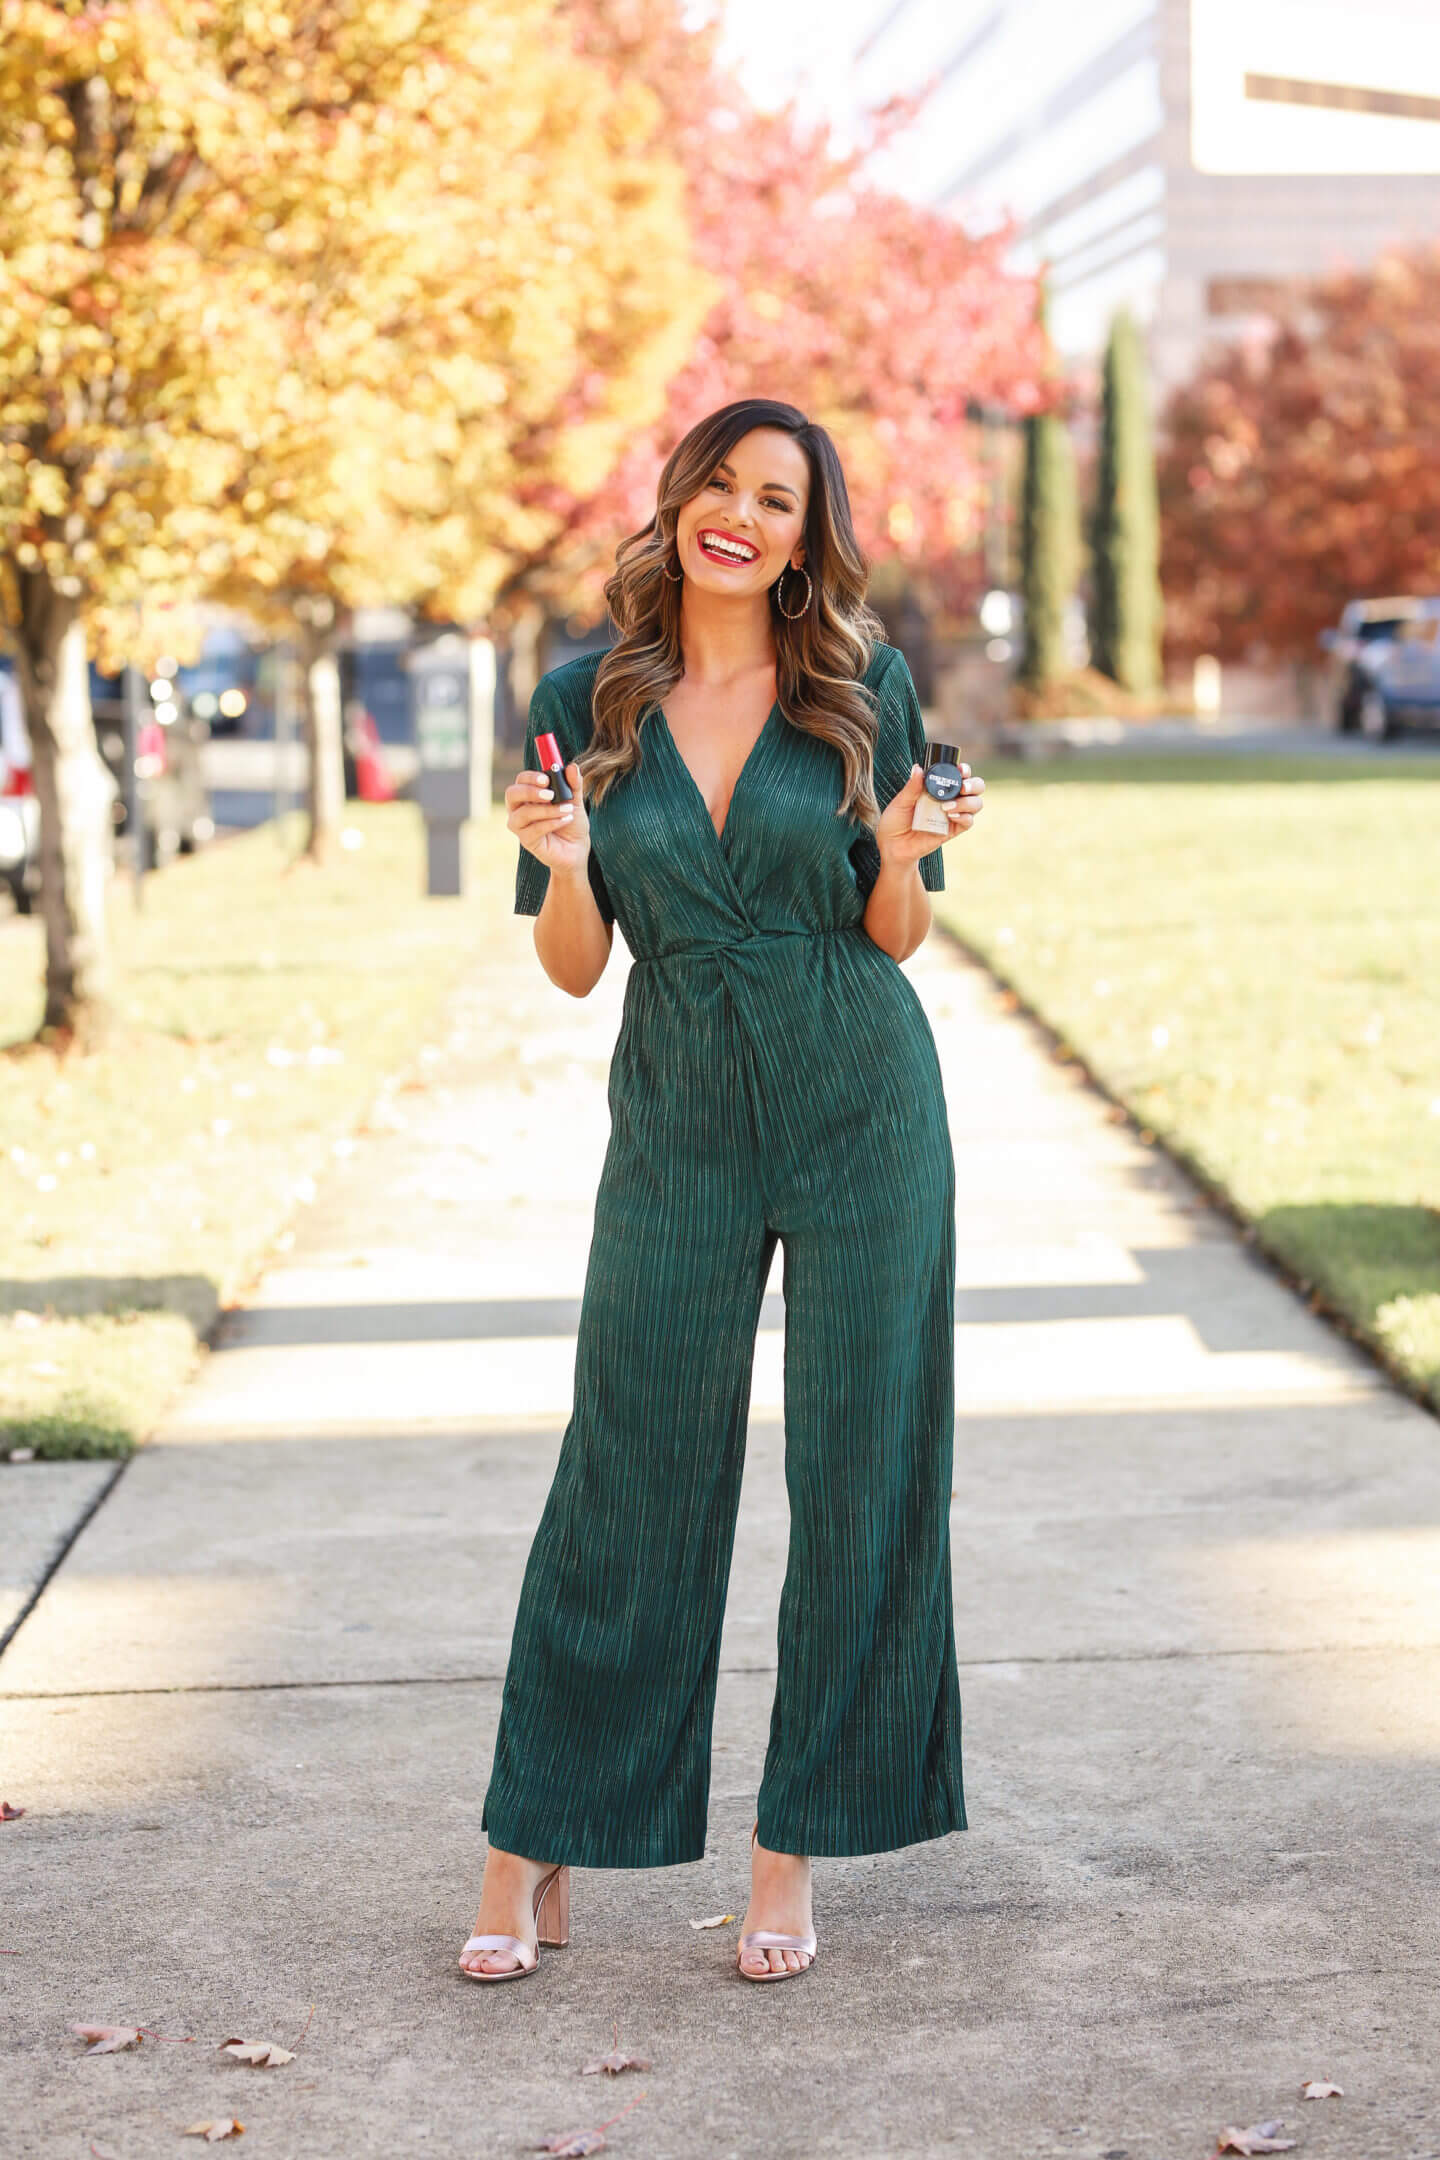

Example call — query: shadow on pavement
[1,1272,219,1329]
[215,1246,1348,1359]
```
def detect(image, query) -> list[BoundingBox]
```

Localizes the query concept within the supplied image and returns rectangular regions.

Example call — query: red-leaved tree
[1160,249,1440,661]
[506,0,1049,614]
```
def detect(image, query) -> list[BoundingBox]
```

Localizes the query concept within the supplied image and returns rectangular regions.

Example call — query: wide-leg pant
[482,936,967,1866]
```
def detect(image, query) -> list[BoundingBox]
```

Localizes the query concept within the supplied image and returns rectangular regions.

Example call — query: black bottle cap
[923,741,962,770]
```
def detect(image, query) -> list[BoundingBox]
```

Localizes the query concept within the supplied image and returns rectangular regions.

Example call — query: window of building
[1206,277,1292,316]
[1192,0,1440,173]
[1244,74,1440,125]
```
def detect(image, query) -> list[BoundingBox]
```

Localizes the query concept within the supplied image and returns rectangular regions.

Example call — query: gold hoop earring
[777,565,812,620]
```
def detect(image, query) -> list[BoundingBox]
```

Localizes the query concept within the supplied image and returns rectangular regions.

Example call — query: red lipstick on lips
[536,730,574,804]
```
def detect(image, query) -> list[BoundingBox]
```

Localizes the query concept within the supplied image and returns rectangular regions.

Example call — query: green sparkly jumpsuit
[481,642,966,1865]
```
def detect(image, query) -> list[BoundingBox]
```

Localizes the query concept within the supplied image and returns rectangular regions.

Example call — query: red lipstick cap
[536,731,563,773]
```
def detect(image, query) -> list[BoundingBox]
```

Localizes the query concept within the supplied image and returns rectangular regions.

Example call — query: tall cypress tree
[1018,404,1081,690]
[1091,310,1163,693]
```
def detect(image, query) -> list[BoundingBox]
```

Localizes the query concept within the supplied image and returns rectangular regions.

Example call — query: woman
[460,398,983,1986]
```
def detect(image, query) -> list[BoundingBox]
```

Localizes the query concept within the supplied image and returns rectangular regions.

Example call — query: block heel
[460,1863,570,1982]
[536,1861,570,1947]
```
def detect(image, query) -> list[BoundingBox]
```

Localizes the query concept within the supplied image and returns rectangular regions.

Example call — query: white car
[0,667,40,915]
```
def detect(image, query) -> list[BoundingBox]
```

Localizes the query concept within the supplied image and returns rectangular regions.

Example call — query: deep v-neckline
[655,700,779,848]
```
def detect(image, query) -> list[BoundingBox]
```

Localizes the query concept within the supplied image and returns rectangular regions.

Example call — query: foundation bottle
[910,741,963,836]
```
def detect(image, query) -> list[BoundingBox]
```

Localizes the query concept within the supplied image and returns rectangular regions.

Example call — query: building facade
[730,0,1440,386]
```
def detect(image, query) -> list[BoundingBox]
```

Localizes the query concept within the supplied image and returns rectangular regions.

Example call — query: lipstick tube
[535,730,574,804]
[910,741,963,835]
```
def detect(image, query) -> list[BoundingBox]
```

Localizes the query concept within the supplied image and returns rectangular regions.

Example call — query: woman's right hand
[506,762,590,877]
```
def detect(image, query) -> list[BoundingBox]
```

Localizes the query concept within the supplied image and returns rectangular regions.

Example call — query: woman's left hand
[876,763,985,870]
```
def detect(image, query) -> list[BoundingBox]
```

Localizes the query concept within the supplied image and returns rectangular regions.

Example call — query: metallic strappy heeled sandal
[737,1824,817,1984]
[459,1862,570,1983]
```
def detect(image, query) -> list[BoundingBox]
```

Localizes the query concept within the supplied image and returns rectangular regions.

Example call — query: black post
[273,639,292,840]
[123,661,146,905]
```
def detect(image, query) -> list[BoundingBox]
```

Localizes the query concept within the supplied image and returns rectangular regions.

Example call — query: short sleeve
[513,673,615,925]
[850,646,946,899]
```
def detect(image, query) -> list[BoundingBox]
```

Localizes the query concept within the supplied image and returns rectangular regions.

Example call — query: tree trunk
[12,571,115,1043]
[302,635,345,865]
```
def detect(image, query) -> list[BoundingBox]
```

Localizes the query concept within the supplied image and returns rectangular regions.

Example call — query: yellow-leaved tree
[0,1,708,1035]
[196,4,710,863]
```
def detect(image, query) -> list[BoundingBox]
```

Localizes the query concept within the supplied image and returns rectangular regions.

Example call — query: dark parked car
[1350,602,1440,741]
[176,625,272,738]
[1319,596,1429,733]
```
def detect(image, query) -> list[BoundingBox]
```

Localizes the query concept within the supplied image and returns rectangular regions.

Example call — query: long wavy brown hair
[586,400,886,824]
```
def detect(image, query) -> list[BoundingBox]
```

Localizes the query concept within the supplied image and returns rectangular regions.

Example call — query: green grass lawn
[931,753,1440,1410]
[1,804,508,1455]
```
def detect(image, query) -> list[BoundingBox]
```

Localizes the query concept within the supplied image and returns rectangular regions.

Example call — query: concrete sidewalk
[3,904,1438,2160]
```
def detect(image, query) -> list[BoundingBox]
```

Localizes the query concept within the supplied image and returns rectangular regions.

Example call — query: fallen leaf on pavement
[1,1801,25,1821]
[581,2020,651,2076]
[1300,2080,1344,2099]
[1216,2124,1296,2155]
[184,2123,244,2142]
[218,2039,294,2068]
[688,1913,733,1929]
[72,2026,141,2055]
